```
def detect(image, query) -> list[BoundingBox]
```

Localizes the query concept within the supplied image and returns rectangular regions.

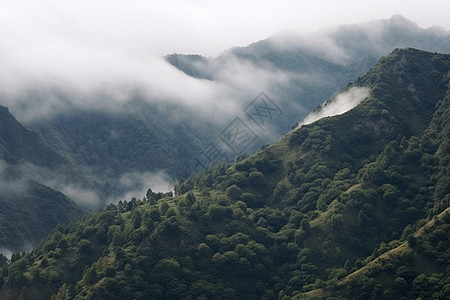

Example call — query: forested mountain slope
[167,15,450,135]
[0,182,85,252]
[0,48,449,300]
[21,16,450,209]
[0,106,68,168]
[0,106,86,252]
[7,15,449,254]
[30,101,212,197]
[301,208,450,299]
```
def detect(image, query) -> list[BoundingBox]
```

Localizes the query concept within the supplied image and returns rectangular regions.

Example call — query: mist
[0,160,28,195]
[299,86,370,126]
[0,244,33,260]
[2,1,449,127]
[49,170,174,208]
[0,248,13,260]
[0,37,292,128]
[117,171,175,201]
[1,2,449,214]
[0,0,293,127]
[0,157,175,210]
[0,159,97,207]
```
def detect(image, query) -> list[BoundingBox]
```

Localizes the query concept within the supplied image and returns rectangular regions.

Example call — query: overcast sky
[2,0,450,57]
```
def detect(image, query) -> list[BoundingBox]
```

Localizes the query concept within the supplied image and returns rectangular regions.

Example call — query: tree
[186,191,196,204]
[0,254,8,267]
[10,252,21,263]
[146,188,156,204]
[160,202,169,216]
[249,171,265,186]
[132,211,142,229]
[149,208,161,222]
[381,184,400,202]
[301,219,310,231]
[57,238,69,250]
[55,282,67,300]
[226,185,242,201]
[78,239,93,255]
[408,235,417,247]
[83,267,98,285]
[241,193,256,207]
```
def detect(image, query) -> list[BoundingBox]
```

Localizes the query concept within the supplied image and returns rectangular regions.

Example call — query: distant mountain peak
[387,14,418,26]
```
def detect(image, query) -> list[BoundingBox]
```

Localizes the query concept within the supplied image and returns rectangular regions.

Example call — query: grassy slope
[299,208,450,299]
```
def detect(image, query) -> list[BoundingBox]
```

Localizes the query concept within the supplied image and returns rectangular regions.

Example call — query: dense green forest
[0,48,448,299]
[302,207,450,299]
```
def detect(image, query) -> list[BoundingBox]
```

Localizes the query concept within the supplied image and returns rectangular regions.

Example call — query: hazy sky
[2,0,449,57]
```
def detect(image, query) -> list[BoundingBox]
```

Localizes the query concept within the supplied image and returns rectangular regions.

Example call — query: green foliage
[249,171,266,186]
[226,185,242,201]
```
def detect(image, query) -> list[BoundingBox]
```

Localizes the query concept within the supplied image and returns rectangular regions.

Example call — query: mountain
[167,15,450,140]
[0,106,86,252]
[29,101,214,195]
[0,181,85,252]
[0,106,68,168]
[12,15,448,209]
[301,207,450,299]
[0,48,448,299]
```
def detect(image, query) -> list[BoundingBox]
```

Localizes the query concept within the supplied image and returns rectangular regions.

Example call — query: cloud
[268,31,351,64]
[116,170,175,202]
[0,33,292,127]
[0,0,298,127]
[299,86,370,126]
[0,157,176,209]
[0,248,13,260]
[1,2,449,205]
[24,162,175,208]
[0,160,28,195]
[1,0,449,125]
[0,159,98,207]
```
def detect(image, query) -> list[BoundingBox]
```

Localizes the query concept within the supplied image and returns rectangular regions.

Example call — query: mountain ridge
[11,15,450,210]
[0,105,87,252]
[0,105,69,168]
[0,47,448,299]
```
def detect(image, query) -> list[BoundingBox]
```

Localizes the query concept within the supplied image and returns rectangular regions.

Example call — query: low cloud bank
[0,158,174,209]
[117,171,175,202]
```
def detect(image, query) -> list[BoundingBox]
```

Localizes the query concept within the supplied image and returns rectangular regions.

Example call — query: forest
[0,48,448,299]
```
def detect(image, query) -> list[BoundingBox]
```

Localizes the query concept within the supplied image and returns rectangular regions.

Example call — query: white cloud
[2,1,449,58]
[117,170,175,202]
[0,0,448,128]
[299,86,370,126]
[0,1,448,123]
